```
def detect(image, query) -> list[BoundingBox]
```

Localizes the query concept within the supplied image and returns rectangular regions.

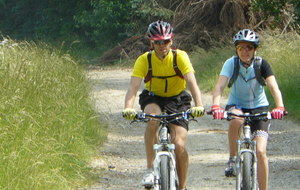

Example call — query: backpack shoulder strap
[253,56,266,86]
[144,51,152,83]
[228,56,240,88]
[172,49,184,79]
[144,49,184,83]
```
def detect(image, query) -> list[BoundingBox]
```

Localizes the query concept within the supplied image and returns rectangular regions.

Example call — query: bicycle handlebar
[206,110,288,120]
[224,111,271,120]
[132,110,194,123]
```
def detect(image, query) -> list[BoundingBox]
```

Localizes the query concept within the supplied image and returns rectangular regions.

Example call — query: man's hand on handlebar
[122,108,137,120]
[190,106,205,118]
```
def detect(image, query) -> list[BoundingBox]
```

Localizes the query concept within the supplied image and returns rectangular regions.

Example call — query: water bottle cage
[243,125,251,140]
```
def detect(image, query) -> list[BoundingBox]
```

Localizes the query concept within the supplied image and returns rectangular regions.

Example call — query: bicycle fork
[153,144,178,190]
[236,139,258,190]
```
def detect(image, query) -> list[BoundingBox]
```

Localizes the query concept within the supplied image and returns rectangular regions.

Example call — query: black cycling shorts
[225,105,271,134]
[139,90,192,130]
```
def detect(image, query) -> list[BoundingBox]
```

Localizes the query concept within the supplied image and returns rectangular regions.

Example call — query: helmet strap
[239,57,254,68]
[235,49,256,67]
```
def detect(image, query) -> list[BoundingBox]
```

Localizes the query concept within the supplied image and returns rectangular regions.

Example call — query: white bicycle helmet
[146,20,174,40]
[233,29,260,47]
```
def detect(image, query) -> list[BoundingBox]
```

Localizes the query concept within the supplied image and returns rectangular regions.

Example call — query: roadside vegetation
[191,31,300,122]
[0,31,298,189]
[1,0,299,60]
[0,0,299,189]
[0,39,106,189]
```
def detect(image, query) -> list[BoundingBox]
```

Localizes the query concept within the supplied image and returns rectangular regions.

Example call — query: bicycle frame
[134,111,192,190]
[235,123,258,190]
[225,111,271,190]
[153,127,178,190]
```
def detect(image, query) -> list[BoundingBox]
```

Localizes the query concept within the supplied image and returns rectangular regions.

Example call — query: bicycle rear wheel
[241,152,252,190]
[160,155,170,190]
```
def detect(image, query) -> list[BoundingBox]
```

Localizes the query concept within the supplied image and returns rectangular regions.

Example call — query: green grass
[0,39,107,189]
[259,31,300,121]
[190,46,234,94]
[191,31,300,122]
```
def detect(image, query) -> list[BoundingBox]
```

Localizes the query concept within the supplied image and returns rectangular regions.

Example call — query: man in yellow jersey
[122,20,205,190]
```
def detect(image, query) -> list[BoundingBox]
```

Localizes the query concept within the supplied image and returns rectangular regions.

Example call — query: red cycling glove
[271,107,285,119]
[211,105,224,120]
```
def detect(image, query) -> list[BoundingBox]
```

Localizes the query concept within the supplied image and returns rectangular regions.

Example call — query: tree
[251,0,300,30]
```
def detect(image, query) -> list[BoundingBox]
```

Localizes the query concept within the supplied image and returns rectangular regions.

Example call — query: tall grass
[0,39,106,189]
[191,31,300,122]
[259,31,300,121]
[190,46,234,94]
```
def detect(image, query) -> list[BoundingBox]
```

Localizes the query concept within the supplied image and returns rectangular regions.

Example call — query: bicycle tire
[160,155,170,190]
[241,152,252,190]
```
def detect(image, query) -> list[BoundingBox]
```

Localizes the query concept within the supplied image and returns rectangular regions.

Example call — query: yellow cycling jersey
[132,49,194,97]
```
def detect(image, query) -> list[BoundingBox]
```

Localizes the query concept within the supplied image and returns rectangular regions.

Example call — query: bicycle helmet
[146,20,174,40]
[233,29,260,47]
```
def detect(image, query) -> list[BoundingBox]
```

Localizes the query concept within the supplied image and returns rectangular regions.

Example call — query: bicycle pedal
[225,172,236,177]
[143,184,153,189]
[225,168,236,177]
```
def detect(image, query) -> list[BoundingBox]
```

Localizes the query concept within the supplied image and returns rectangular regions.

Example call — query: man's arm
[124,76,143,109]
[184,72,203,107]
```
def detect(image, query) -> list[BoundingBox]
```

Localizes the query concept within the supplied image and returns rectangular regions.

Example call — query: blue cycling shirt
[220,56,274,109]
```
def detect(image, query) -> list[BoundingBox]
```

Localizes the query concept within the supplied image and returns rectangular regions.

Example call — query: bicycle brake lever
[130,120,138,124]
[189,118,198,122]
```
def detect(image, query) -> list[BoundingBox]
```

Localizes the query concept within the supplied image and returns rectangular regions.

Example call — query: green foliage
[130,0,174,29]
[252,0,286,21]
[74,0,133,46]
[258,31,300,121]
[0,0,175,54]
[190,47,234,93]
[0,39,107,189]
[0,0,88,40]
[73,0,174,46]
[291,0,300,22]
[251,0,300,27]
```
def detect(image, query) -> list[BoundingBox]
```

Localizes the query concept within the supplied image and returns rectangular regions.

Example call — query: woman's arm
[266,75,284,107]
[212,75,228,106]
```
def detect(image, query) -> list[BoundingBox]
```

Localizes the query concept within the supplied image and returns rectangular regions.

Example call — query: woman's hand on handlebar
[271,107,287,119]
[210,105,224,120]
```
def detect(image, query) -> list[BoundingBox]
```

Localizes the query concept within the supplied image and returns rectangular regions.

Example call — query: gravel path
[85,68,300,190]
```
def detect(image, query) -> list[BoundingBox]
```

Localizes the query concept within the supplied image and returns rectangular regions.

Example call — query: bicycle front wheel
[160,155,170,190]
[241,152,252,190]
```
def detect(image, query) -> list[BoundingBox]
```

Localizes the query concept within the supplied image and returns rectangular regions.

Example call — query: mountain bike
[224,111,272,190]
[132,111,194,190]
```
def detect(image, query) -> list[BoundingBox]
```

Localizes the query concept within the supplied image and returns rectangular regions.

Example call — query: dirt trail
[85,68,300,190]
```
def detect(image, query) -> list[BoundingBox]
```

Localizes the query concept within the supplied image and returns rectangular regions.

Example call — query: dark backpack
[144,49,184,94]
[228,56,266,88]
[144,49,184,83]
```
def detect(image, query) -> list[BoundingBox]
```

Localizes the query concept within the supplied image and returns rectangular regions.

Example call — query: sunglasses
[236,45,255,51]
[153,39,171,45]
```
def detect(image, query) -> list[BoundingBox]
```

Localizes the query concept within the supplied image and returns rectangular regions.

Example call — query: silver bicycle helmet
[146,20,174,40]
[233,29,260,47]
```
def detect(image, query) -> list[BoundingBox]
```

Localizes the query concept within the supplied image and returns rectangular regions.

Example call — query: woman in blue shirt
[211,29,286,190]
